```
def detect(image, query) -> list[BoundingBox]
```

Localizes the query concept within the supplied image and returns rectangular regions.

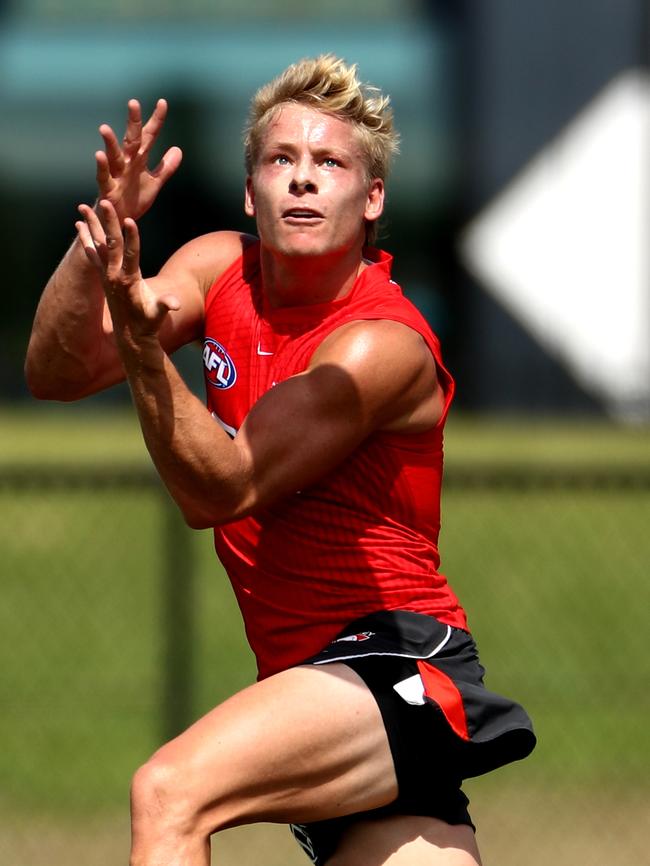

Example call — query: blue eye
[323,158,340,168]
[274,155,290,165]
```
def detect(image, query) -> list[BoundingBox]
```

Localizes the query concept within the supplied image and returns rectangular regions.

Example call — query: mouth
[282,207,324,223]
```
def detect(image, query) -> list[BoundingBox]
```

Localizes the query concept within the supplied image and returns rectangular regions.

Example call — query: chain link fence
[1,463,648,866]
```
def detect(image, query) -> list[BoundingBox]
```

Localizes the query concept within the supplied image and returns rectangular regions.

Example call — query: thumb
[140,289,181,333]
[157,293,181,314]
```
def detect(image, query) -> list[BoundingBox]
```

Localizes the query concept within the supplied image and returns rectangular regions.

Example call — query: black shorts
[290,610,536,865]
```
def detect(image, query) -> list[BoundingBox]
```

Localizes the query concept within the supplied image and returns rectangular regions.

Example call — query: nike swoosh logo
[257,341,274,356]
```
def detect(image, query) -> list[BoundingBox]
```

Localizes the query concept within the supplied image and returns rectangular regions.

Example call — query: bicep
[232,362,371,512]
[230,321,439,515]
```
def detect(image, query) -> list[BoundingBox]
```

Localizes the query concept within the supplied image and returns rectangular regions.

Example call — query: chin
[273,231,360,261]
[272,236,331,259]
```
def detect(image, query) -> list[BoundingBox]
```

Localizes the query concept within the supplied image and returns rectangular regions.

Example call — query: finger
[97,199,124,274]
[75,220,103,269]
[140,98,168,155]
[98,123,125,175]
[150,146,183,183]
[78,203,110,268]
[79,203,107,251]
[95,150,115,198]
[80,202,104,234]
[122,98,143,155]
[121,218,141,277]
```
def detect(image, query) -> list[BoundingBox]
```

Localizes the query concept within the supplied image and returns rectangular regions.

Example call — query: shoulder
[310,319,443,433]
[159,230,258,297]
[313,319,434,375]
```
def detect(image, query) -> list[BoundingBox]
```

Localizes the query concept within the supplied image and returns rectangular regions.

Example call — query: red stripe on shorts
[416,660,470,741]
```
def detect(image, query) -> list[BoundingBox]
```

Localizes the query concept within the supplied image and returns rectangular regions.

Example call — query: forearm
[26,99,182,402]
[25,238,119,400]
[122,336,249,528]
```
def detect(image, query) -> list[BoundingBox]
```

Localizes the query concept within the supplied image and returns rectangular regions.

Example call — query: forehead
[261,103,362,155]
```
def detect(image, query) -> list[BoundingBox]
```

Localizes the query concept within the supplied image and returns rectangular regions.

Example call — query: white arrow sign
[461,70,650,421]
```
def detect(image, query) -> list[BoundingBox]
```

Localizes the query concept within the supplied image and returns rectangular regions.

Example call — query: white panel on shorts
[393,673,426,705]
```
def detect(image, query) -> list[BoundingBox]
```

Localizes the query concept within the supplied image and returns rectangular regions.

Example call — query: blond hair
[244,55,400,243]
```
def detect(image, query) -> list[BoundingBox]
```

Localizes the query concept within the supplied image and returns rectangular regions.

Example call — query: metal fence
[1,465,648,866]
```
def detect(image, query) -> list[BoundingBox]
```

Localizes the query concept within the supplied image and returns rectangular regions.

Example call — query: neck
[259,243,369,308]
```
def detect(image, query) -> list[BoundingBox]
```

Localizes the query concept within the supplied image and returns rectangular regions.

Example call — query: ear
[364,178,384,224]
[244,176,256,217]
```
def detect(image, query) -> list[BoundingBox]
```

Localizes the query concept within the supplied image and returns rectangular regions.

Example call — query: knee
[130,753,198,836]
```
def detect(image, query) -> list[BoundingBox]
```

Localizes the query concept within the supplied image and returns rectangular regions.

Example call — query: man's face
[244,103,384,259]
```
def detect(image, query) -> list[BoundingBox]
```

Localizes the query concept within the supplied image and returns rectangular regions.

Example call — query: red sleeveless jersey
[203,242,468,679]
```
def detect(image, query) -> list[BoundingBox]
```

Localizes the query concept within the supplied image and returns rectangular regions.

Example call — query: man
[26,56,535,866]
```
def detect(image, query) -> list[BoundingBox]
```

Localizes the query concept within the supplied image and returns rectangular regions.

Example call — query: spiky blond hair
[244,54,399,203]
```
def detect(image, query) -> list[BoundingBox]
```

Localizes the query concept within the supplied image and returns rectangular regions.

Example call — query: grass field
[1,406,649,865]
[3,403,650,467]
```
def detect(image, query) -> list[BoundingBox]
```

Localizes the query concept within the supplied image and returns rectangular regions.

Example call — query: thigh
[327,814,482,866]
[144,662,398,833]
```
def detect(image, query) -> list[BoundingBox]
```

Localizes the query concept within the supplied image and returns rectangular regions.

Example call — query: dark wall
[434,0,647,413]
[7,2,647,412]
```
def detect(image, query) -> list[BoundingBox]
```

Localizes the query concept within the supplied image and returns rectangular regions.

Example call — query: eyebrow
[262,140,355,160]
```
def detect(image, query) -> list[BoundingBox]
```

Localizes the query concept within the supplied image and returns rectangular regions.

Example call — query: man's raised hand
[76,200,180,341]
[95,99,182,223]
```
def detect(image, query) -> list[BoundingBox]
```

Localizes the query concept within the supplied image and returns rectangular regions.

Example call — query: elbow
[24,342,81,402]
[24,359,60,401]
[24,353,45,399]
[24,337,58,400]
[24,361,85,402]
[182,510,215,531]
[25,379,65,403]
[178,488,256,530]
[180,505,242,531]
[170,456,259,530]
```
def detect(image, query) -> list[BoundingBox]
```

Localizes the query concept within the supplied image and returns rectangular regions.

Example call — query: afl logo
[203,339,237,390]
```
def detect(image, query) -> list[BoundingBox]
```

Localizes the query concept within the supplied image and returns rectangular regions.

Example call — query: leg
[327,814,481,866]
[129,663,398,866]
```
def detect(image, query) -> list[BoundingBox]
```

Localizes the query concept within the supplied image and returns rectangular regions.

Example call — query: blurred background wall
[3,0,648,419]
[1,2,649,866]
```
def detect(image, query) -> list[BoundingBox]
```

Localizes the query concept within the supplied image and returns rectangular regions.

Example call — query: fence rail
[1,463,648,866]
[4,462,650,489]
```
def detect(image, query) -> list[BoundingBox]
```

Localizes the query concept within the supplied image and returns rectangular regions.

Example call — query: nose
[289,178,316,193]
[289,160,317,194]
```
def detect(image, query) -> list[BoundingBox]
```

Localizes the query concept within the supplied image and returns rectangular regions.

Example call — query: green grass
[3,405,649,467]
[0,404,150,466]
[444,413,650,469]
[1,407,649,865]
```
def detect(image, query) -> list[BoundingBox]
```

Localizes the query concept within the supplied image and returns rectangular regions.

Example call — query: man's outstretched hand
[76,200,180,343]
[95,98,182,223]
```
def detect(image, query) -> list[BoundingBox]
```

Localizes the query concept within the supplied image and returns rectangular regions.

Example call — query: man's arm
[25,99,184,401]
[81,201,443,528]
